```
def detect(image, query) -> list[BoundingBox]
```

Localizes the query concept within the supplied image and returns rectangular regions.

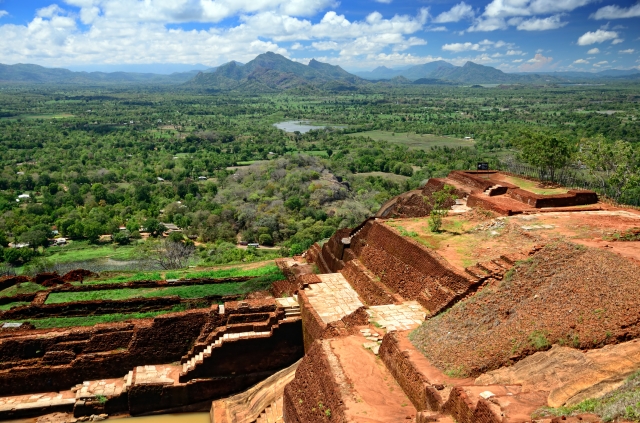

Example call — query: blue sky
[0,0,638,72]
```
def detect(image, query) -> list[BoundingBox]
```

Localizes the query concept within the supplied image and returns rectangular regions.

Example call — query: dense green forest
[0,83,638,270]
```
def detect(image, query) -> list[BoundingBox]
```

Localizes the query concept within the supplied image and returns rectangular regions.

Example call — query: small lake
[273,121,344,133]
[120,412,209,423]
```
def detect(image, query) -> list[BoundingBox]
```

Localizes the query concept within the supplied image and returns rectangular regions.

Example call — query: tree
[259,233,273,246]
[518,132,573,182]
[144,218,166,238]
[428,185,456,233]
[579,135,638,199]
[83,220,104,244]
[141,239,195,270]
[19,224,52,249]
[113,230,131,245]
[0,231,8,248]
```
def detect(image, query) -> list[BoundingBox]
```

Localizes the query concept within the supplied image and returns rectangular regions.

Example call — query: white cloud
[506,49,524,55]
[619,48,635,54]
[0,11,8,19]
[513,58,523,62]
[520,53,553,70]
[433,2,475,23]
[577,29,619,45]
[442,42,482,52]
[516,14,567,30]
[573,58,589,64]
[425,26,448,32]
[374,0,393,3]
[441,39,511,53]
[587,47,600,54]
[469,0,594,32]
[312,41,339,50]
[0,5,433,68]
[612,38,624,44]
[63,0,339,24]
[593,60,609,67]
[591,3,640,20]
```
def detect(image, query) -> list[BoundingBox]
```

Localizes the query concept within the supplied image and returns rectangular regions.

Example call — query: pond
[273,121,344,133]
[117,413,209,422]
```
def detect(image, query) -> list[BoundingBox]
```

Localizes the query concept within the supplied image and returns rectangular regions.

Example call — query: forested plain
[0,82,638,272]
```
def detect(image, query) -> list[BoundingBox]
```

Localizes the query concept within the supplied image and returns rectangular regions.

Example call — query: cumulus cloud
[612,38,624,44]
[519,53,553,70]
[433,2,475,23]
[0,5,434,69]
[516,14,567,30]
[513,58,523,62]
[591,3,640,20]
[442,39,514,53]
[374,0,393,3]
[577,29,619,45]
[593,60,609,67]
[63,0,339,24]
[469,0,594,32]
[619,48,635,54]
[442,42,483,52]
[506,49,524,55]
[0,11,8,19]
[573,58,589,64]
[587,47,600,54]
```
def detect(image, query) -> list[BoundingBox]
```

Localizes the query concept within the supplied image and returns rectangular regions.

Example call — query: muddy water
[119,413,209,423]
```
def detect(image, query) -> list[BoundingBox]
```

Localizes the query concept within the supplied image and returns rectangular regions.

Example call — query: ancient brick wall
[448,171,495,192]
[378,332,435,411]
[466,194,520,215]
[282,340,347,423]
[298,291,327,352]
[352,222,475,314]
[183,319,303,380]
[508,188,598,208]
[128,371,275,415]
[0,298,300,396]
[444,388,502,423]
[339,259,401,306]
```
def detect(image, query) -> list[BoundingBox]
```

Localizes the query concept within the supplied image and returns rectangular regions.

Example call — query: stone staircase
[181,330,272,376]
[255,398,283,423]
[483,184,503,196]
[278,296,300,319]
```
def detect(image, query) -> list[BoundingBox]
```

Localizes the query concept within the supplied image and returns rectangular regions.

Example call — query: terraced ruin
[3,170,640,423]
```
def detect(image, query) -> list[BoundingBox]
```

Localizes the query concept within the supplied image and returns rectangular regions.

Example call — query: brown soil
[330,335,417,421]
[410,242,640,377]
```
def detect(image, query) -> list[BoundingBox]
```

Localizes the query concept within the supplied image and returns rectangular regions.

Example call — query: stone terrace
[302,273,364,324]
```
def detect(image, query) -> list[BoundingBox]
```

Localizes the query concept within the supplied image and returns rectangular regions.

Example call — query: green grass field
[2,307,189,329]
[45,241,138,264]
[0,282,48,298]
[349,131,475,150]
[0,302,30,311]
[501,175,569,195]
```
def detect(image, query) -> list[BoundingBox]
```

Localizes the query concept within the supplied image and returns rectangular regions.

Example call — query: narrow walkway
[368,301,427,332]
[303,274,364,324]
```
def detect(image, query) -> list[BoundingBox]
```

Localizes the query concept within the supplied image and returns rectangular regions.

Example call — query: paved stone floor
[303,273,364,324]
[134,364,179,386]
[275,296,298,309]
[74,377,124,399]
[0,391,75,413]
[368,301,427,332]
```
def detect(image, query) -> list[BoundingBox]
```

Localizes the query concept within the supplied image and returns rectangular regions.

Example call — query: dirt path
[330,336,416,422]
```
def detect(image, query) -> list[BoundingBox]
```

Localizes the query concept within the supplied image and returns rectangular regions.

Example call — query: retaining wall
[0,298,300,397]
[378,332,443,412]
[282,340,347,423]
[339,259,401,306]
[350,221,476,314]
[508,188,598,208]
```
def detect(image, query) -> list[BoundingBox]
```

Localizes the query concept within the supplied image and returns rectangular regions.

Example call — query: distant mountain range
[1,54,639,88]
[186,52,366,92]
[0,63,208,84]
